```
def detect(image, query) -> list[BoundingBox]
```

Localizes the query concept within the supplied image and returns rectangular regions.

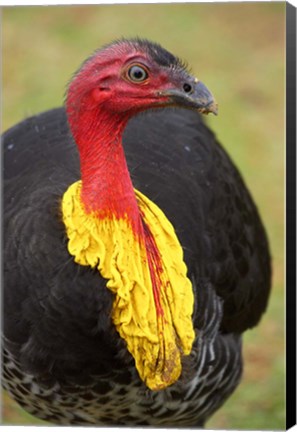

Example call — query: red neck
[67,98,139,224]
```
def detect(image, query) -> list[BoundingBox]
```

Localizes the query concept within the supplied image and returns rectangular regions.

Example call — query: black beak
[160,80,218,115]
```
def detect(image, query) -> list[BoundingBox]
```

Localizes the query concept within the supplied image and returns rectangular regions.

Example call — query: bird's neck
[64,103,195,391]
[69,106,140,226]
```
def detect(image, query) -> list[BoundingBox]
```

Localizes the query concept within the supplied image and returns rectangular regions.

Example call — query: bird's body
[2,39,271,427]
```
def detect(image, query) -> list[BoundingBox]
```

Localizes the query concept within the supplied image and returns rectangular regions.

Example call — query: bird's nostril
[183,83,193,94]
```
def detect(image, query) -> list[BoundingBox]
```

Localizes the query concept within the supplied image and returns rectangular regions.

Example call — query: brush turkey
[2,38,271,427]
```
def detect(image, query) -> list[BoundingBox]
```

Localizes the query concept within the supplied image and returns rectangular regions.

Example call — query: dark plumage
[2,39,271,427]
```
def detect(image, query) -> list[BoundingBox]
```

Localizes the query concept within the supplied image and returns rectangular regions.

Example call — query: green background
[2,2,285,429]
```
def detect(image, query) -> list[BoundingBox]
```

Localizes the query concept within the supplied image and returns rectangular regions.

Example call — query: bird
[2,38,271,427]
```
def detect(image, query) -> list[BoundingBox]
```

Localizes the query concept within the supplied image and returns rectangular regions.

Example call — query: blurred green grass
[2,3,285,429]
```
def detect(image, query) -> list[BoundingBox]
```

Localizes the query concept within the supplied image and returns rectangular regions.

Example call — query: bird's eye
[183,83,193,94]
[127,65,149,83]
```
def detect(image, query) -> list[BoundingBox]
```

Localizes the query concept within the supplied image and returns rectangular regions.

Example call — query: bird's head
[66,38,218,131]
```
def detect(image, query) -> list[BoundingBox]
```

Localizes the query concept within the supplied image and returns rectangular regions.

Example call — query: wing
[124,108,272,333]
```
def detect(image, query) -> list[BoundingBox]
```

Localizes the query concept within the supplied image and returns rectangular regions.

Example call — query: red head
[66,38,217,138]
[65,38,217,213]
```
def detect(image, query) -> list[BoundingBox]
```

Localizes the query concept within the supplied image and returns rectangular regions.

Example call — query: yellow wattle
[62,180,195,390]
